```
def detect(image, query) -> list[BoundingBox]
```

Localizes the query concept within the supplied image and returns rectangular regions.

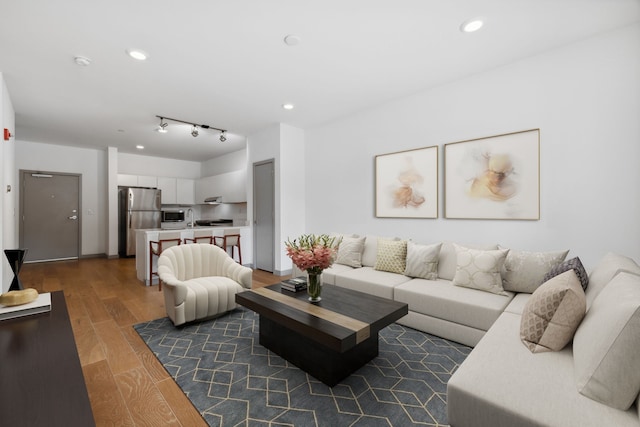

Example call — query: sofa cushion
[447,312,639,427]
[520,270,586,353]
[394,278,514,331]
[438,242,499,280]
[404,241,441,280]
[333,266,412,300]
[573,271,640,410]
[374,239,407,274]
[452,245,509,295]
[500,247,568,293]
[319,263,354,285]
[543,256,589,291]
[585,252,640,309]
[335,236,366,267]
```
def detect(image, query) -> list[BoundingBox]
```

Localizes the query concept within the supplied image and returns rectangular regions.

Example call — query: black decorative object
[5,249,28,291]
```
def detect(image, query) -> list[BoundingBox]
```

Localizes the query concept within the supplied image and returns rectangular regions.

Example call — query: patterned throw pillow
[520,270,586,353]
[404,242,442,280]
[335,236,366,267]
[374,239,407,274]
[500,247,569,293]
[452,244,510,295]
[543,257,589,291]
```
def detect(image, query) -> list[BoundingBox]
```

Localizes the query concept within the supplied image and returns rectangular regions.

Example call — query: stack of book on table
[280,277,307,292]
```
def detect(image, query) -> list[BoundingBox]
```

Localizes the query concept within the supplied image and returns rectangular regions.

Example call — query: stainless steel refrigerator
[118,187,162,257]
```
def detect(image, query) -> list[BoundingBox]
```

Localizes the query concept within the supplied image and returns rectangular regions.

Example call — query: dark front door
[20,171,81,262]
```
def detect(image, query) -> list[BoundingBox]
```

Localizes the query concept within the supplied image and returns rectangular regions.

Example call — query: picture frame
[444,129,540,220]
[375,145,438,218]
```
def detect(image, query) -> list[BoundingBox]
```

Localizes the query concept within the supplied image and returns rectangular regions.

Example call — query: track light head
[191,125,199,137]
[156,117,168,133]
[219,131,227,142]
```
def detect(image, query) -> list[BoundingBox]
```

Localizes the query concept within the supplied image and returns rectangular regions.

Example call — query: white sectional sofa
[293,234,640,427]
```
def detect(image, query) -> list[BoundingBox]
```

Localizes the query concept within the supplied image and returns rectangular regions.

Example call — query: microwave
[161,210,185,222]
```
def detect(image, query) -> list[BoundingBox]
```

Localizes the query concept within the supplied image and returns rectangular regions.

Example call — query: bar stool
[214,228,242,264]
[184,229,214,244]
[149,232,182,291]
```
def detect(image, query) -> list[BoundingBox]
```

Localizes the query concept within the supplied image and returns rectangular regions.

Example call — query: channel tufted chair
[157,243,253,326]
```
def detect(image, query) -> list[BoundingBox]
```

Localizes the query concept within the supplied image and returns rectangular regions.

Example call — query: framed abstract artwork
[444,129,540,220]
[375,145,438,218]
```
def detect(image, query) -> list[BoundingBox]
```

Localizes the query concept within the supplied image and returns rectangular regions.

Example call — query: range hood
[204,196,222,205]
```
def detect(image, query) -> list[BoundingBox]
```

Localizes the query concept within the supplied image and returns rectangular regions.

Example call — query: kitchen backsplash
[161,202,248,227]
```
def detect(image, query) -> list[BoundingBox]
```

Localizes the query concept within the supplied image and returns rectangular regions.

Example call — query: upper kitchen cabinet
[195,169,247,204]
[176,178,195,205]
[117,174,158,188]
[157,177,195,205]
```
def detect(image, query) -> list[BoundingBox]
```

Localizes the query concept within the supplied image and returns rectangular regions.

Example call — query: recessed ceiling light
[282,103,294,110]
[461,19,484,33]
[283,35,301,46]
[136,145,144,150]
[74,56,92,66]
[126,49,148,61]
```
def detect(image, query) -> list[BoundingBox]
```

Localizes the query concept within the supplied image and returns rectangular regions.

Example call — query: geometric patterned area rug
[133,307,471,427]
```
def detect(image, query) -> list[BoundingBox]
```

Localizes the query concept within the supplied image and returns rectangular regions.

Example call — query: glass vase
[307,271,323,302]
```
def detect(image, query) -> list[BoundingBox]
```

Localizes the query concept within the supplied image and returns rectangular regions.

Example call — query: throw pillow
[335,236,366,267]
[520,270,586,353]
[452,244,510,295]
[500,247,568,293]
[542,256,589,291]
[573,271,640,410]
[374,239,407,274]
[404,242,442,280]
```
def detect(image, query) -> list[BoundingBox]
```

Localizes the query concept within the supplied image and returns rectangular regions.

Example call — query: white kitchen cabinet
[176,178,195,205]
[117,174,138,187]
[137,175,158,188]
[157,177,177,204]
[195,170,246,204]
[195,175,217,204]
[220,169,247,202]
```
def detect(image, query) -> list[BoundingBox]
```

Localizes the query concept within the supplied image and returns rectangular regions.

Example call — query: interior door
[253,160,275,272]
[20,171,81,262]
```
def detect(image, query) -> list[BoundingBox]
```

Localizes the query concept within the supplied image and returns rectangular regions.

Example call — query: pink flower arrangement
[285,234,338,274]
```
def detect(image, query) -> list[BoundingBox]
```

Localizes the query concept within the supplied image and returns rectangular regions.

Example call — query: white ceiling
[1,1,638,161]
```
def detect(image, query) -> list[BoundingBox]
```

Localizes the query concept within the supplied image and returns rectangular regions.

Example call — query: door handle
[68,215,78,220]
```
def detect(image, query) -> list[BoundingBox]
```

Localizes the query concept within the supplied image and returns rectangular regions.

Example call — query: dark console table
[0,291,95,426]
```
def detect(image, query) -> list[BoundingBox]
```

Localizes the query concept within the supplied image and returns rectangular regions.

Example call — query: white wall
[1,76,17,291]
[305,24,640,269]
[201,149,247,176]
[15,140,107,257]
[118,152,201,179]
[247,123,306,274]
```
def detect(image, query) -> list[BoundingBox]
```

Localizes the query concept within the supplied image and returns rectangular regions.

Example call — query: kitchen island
[136,226,251,286]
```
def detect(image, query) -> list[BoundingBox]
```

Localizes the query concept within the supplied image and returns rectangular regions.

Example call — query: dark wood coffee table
[236,283,408,387]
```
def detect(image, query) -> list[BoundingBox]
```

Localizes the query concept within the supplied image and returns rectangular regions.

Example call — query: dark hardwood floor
[20,257,288,427]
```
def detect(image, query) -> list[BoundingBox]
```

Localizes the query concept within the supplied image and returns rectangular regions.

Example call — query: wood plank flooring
[20,257,288,427]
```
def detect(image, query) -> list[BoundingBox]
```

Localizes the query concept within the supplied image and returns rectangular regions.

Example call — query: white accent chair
[157,243,253,326]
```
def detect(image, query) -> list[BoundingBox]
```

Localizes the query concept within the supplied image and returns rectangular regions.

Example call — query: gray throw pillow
[542,256,588,291]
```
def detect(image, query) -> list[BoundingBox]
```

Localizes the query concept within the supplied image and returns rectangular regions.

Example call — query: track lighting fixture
[156,117,168,133]
[155,115,227,141]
